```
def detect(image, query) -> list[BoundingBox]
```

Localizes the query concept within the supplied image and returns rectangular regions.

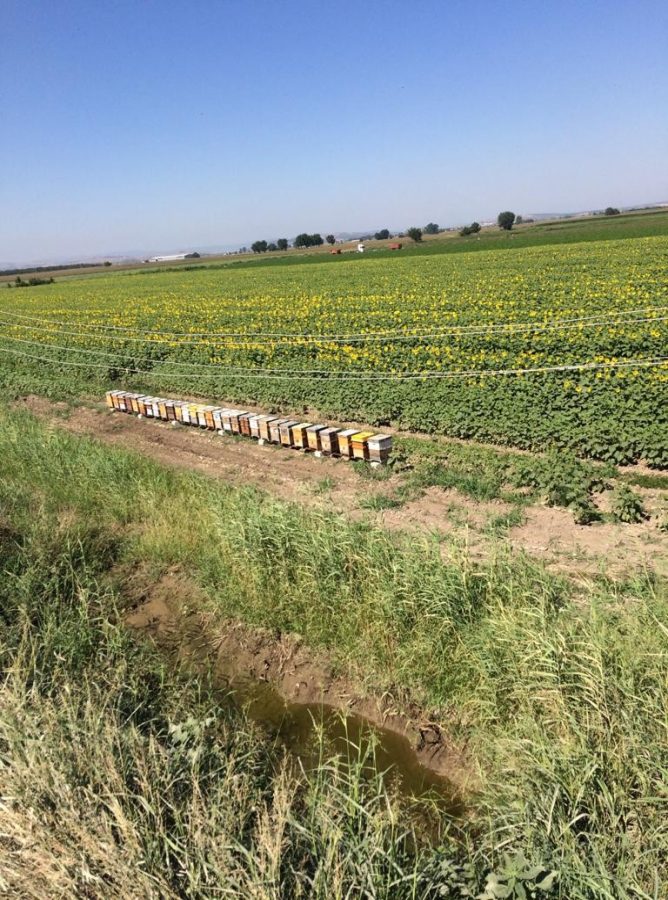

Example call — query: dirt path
[19,395,668,579]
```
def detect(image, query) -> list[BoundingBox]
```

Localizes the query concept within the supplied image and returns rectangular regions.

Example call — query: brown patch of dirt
[510,505,668,579]
[123,567,473,791]
[18,396,668,580]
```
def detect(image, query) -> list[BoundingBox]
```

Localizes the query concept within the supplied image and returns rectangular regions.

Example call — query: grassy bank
[1,408,667,896]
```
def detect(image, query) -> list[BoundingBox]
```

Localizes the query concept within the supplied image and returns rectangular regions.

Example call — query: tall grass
[1,408,667,896]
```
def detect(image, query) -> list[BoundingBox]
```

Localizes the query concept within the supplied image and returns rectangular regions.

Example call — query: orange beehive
[239,413,252,436]
[230,411,249,434]
[351,431,375,460]
[173,401,184,422]
[158,400,168,420]
[105,391,115,409]
[248,415,262,438]
[204,408,216,429]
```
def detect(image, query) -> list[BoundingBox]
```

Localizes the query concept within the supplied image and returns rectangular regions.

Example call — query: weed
[611,483,647,523]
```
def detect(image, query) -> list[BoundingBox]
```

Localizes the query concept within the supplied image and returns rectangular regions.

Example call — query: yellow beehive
[105,391,115,409]
[336,429,359,459]
[306,424,327,451]
[269,418,290,443]
[279,420,300,446]
[258,416,278,440]
[291,423,312,449]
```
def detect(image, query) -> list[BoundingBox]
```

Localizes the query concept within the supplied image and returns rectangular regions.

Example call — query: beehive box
[258,416,278,441]
[204,407,216,430]
[165,400,177,421]
[306,424,327,452]
[143,396,155,417]
[367,434,393,464]
[336,429,359,459]
[212,408,224,430]
[291,423,312,449]
[151,398,162,418]
[187,404,200,425]
[137,396,150,416]
[319,427,341,456]
[269,418,290,443]
[105,391,115,409]
[221,409,236,432]
[230,411,249,434]
[173,401,184,422]
[157,399,168,420]
[279,420,300,446]
[351,431,375,460]
[248,415,262,438]
[129,395,140,414]
[239,413,252,436]
[180,403,191,424]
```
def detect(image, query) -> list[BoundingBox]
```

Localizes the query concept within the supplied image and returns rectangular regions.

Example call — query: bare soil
[18,395,668,580]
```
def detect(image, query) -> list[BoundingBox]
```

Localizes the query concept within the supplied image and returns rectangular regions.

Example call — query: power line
[1,304,667,345]
[1,343,666,381]
[2,330,667,378]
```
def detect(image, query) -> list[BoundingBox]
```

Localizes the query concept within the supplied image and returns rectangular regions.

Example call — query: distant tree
[424,222,439,235]
[469,221,481,233]
[326,234,336,245]
[497,211,516,231]
[406,227,423,242]
[515,216,523,225]
[277,238,289,251]
[267,242,278,252]
[459,226,471,236]
[103,260,112,266]
[605,206,621,216]
[311,233,324,246]
[374,228,390,241]
[294,233,309,248]
[251,240,268,253]
[184,252,201,259]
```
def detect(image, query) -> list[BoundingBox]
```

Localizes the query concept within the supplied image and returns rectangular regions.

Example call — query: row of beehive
[105,390,392,463]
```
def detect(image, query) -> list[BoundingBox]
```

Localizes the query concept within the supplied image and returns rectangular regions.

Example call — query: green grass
[1,407,666,896]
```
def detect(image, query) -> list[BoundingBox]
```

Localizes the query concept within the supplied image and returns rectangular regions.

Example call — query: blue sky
[2,0,667,264]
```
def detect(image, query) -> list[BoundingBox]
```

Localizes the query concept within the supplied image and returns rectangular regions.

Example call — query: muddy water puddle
[219,674,464,821]
[125,589,463,826]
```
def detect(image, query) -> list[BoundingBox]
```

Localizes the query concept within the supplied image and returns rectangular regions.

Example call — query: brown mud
[18,395,668,580]
[122,568,471,805]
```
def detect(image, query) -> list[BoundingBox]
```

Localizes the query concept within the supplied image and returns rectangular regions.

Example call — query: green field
[1,228,667,465]
[2,409,666,896]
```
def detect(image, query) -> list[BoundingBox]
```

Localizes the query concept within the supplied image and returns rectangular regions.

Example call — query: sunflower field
[1,234,667,465]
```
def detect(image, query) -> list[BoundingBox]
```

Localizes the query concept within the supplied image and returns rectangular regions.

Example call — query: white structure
[357,242,365,253]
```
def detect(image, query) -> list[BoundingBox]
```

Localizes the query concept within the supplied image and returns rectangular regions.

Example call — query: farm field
[1,232,667,465]
[1,406,667,896]
[2,229,668,898]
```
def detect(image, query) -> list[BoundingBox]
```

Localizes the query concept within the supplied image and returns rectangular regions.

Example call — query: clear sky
[2,0,667,264]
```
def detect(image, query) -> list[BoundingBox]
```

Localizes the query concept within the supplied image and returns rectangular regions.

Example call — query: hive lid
[351,431,375,441]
